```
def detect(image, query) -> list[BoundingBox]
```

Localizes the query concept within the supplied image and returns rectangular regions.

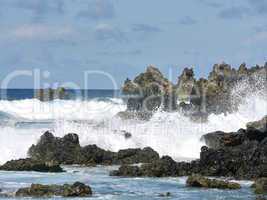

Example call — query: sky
[0,0,266,89]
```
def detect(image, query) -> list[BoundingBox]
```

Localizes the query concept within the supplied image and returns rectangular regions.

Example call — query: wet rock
[176,68,196,102]
[121,63,266,117]
[110,165,142,177]
[117,147,159,164]
[111,117,267,179]
[186,174,241,189]
[122,65,176,112]
[158,192,171,197]
[0,158,63,173]
[253,178,267,194]
[28,132,160,166]
[202,130,245,149]
[28,131,82,165]
[199,117,267,179]
[110,156,190,177]
[15,182,92,197]
[35,87,69,101]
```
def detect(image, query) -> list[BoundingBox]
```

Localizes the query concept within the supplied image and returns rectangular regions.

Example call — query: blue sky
[0,0,266,89]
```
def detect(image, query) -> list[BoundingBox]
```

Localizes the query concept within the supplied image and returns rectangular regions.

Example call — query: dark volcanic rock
[28,131,82,165]
[15,182,92,197]
[117,147,159,164]
[186,174,241,189]
[199,116,267,179]
[28,131,160,166]
[0,158,63,173]
[111,116,267,180]
[110,156,192,177]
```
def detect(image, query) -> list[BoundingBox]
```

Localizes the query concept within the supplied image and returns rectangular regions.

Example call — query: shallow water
[0,166,259,200]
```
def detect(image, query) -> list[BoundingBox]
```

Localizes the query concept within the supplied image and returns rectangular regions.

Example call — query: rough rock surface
[15,182,92,197]
[186,174,241,189]
[35,87,69,101]
[28,131,160,166]
[200,115,267,179]
[122,63,266,117]
[122,65,176,112]
[0,158,63,173]
[111,116,267,180]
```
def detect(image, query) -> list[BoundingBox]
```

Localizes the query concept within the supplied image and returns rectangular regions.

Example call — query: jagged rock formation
[28,131,159,166]
[15,182,92,197]
[0,158,63,173]
[121,62,267,118]
[111,115,267,179]
[35,87,68,101]
[122,65,176,112]
[186,174,241,189]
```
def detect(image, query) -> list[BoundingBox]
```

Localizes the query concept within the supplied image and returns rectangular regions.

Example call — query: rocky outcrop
[252,178,267,194]
[110,156,198,177]
[28,131,160,166]
[199,116,267,179]
[186,174,241,189]
[176,68,195,102]
[121,63,266,118]
[35,87,69,101]
[111,116,267,180]
[0,158,63,173]
[15,182,92,197]
[122,65,176,112]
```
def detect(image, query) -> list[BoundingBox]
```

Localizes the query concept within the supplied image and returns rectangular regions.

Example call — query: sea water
[0,166,257,200]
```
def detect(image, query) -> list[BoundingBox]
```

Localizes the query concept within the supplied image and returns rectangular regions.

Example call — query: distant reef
[35,87,69,101]
[120,62,267,121]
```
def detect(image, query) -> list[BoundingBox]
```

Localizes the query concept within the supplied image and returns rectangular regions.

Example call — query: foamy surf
[0,90,266,164]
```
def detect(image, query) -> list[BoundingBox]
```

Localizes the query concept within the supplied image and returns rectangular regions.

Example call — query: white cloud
[11,24,74,40]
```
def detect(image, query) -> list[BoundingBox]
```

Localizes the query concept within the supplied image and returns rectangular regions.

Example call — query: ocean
[0,88,266,199]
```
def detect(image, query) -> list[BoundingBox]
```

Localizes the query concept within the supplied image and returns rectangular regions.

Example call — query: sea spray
[0,90,266,164]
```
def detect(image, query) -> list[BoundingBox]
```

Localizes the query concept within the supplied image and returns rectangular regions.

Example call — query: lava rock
[15,182,92,197]
[28,131,160,166]
[186,174,241,190]
[111,156,182,177]
[0,158,63,173]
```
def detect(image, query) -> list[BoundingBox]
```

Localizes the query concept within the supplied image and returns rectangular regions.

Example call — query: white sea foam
[0,87,266,164]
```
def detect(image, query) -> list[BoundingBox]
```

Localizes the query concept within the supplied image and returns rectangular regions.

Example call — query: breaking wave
[0,84,266,164]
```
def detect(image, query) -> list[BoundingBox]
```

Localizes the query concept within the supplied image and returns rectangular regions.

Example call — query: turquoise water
[0,166,260,200]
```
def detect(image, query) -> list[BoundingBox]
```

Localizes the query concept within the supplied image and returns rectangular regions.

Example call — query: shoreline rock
[121,63,266,118]
[28,131,159,166]
[186,174,241,190]
[15,182,92,197]
[0,158,63,173]
[111,116,267,180]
